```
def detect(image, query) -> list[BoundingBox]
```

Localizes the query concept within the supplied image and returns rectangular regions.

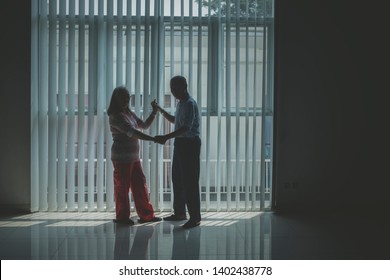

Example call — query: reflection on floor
[0,211,389,260]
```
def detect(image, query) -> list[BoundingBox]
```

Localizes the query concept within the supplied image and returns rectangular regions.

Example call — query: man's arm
[153,101,175,123]
[155,126,189,144]
[155,101,196,144]
[160,109,175,124]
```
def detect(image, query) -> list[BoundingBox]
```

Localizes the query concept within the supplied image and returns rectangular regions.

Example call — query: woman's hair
[107,86,130,116]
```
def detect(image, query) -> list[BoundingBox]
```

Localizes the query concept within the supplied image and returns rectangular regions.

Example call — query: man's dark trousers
[172,136,201,222]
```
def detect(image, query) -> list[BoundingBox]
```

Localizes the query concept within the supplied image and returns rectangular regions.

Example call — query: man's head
[170,76,188,100]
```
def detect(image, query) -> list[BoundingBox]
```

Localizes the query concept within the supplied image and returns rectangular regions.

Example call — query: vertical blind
[31,0,274,212]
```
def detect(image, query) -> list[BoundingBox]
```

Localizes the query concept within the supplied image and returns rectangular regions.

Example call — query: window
[31,0,274,212]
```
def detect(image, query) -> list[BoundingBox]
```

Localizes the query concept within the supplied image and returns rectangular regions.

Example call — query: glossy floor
[0,211,389,260]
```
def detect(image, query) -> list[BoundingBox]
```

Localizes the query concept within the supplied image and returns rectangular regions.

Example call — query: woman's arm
[137,110,157,129]
[110,112,154,140]
[136,99,159,129]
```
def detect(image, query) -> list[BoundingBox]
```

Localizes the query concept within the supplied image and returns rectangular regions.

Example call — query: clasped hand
[154,135,168,144]
[151,99,162,113]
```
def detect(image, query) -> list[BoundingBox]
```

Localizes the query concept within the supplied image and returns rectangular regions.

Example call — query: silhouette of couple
[108,76,201,229]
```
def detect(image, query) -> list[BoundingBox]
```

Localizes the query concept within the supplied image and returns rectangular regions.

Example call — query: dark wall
[274,0,390,213]
[0,1,31,212]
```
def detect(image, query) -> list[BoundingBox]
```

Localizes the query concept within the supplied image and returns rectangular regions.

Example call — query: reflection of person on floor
[129,226,154,259]
[114,225,154,260]
[171,224,201,260]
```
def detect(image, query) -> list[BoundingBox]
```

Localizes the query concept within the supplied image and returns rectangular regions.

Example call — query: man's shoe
[163,214,187,221]
[182,220,200,229]
[138,216,162,224]
[113,218,134,225]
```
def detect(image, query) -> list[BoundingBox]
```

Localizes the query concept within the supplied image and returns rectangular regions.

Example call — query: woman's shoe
[113,218,135,225]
